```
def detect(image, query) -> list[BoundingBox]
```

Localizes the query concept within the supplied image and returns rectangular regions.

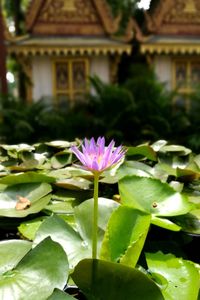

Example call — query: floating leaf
[45,200,74,214]
[0,240,32,274]
[151,140,168,152]
[159,145,191,156]
[71,259,164,300]
[0,171,55,185]
[74,198,119,242]
[48,289,76,299]
[18,217,47,240]
[151,216,181,231]
[127,144,157,161]
[117,161,153,180]
[101,206,151,267]
[0,238,69,300]
[176,168,200,181]
[55,177,91,190]
[146,252,199,300]
[34,214,91,269]
[34,199,118,269]
[119,176,192,216]
[51,152,72,169]
[0,182,52,217]
[45,141,75,148]
[172,210,200,235]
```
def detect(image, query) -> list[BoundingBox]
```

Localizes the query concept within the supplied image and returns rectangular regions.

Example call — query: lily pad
[71,259,164,300]
[127,144,157,161]
[51,152,72,169]
[146,252,199,300]
[101,206,151,267]
[18,217,47,240]
[48,289,76,299]
[0,171,55,185]
[117,161,153,180]
[172,210,200,235]
[151,216,181,231]
[0,238,69,300]
[34,199,119,269]
[0,182,52,217]
[34,214,91,269]
[55,177,91,190]
[119,176,192,216]
[0,240,32,274]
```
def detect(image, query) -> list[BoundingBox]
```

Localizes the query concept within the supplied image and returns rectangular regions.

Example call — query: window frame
[172,58,200,109]
[52,57,89,104]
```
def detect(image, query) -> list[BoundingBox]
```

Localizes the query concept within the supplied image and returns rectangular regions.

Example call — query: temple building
[137,0,200,108]
[7,0,133,104]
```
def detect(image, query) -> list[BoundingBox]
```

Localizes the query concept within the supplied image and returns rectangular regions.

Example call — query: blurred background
[0,0,200,152]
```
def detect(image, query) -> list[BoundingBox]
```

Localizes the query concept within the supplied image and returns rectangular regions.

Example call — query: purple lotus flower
[71,137,126,173]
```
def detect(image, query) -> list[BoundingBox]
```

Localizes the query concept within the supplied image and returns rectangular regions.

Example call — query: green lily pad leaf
[48,289,76,299]
[52,189,92,203]
[0,182,52,217]
[51,153,72,169]
[159,145,192,155]
[64,167,92,179]
[146,252,199,300]
[194,154,200,169]
[151,140,168,152]
[169,181,183,193]
[71,259,164,300]
[117,161,153,180]
[47,169,71,179]
[55,177,92,190]
[1,143,35,155]
[34,199,118,269]
[0,238,69,300]
[34,214,91,269]
[158,155,190,171]
[172,210,200,235]
[176,168,200,181]
[18,217,47,240]
[45,140,75,148]
[155,163,177,177]
[0,240,32,274]
[45,200,74,214]
[101,206,151,267]
[74,198,119,244]
[151,216,181,231]
[127,145,157,161]
[119,176,192,216]
[0,171,55,185]
[19,152,47,169]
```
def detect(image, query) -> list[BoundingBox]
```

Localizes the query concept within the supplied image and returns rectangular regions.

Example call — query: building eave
[141,43,200,55]
[8,43,132,56]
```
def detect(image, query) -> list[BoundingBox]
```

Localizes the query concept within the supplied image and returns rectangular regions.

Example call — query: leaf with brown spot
[15,195,31,210]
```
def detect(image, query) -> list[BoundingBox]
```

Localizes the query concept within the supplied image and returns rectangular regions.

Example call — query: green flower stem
[92,173,99,259]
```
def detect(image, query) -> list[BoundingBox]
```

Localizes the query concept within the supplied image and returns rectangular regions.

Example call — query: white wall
[153,56,172,90]
[31,55,110,100]
[32,56,53,100]
[90,56,110,83]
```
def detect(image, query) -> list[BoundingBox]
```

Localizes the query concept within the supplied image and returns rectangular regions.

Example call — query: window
[53,59,89,106]
[173,59,200,109]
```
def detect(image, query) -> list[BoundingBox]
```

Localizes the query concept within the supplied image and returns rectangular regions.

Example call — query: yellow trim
[8,45,132,56]
[52,58,90,103]
[141,44,200,55]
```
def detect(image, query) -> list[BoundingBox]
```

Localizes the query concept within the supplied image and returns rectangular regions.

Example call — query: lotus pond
[0,139,199,300]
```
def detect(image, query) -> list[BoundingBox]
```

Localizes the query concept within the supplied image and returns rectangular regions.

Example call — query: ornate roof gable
[146,0,200,35]
[26,0,126,37]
